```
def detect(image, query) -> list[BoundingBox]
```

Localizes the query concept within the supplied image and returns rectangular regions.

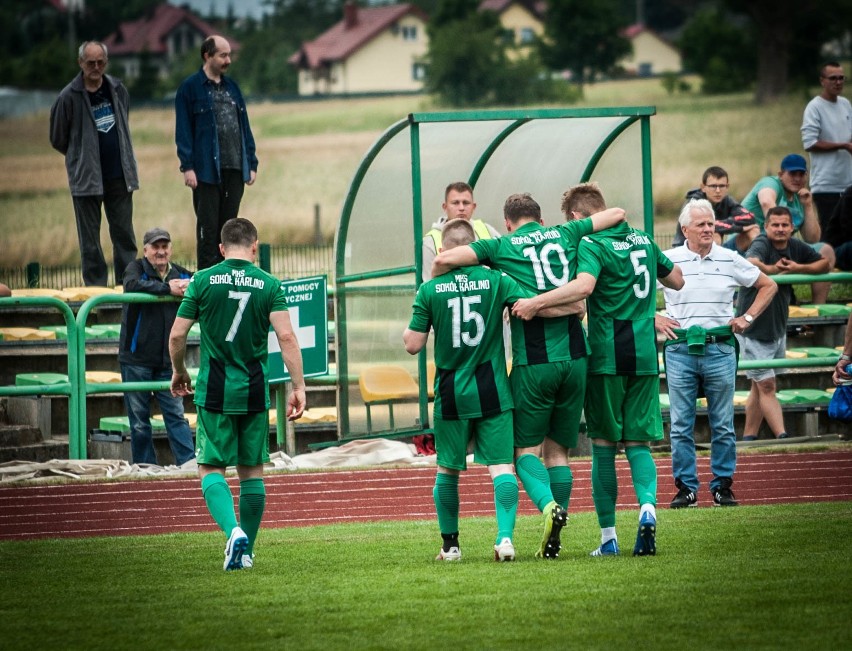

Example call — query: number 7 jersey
[177,258,289,413]
[577,222,674,375]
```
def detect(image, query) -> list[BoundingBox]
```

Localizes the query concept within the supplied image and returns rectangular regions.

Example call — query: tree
[678,7,756,94]
[722,0,852,103]
[425,0,568,107]
[539,0,632,86]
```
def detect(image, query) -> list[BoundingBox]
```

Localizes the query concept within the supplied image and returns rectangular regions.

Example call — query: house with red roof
[620,23,682,76]
[289,2,429,96]
[479,0,546,50]
[102,3,238,82]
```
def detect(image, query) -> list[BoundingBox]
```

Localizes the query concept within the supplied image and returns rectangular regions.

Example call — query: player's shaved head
[441,218,475,250]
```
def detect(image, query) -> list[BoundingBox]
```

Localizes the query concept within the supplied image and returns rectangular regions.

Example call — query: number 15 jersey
[408,265,528,420]
[177,258,289,413]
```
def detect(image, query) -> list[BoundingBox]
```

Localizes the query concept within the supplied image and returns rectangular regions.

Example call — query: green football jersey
[576,222,674,375]
[177,258,289,413]
[409,265,528,420]
[470,219,593,366]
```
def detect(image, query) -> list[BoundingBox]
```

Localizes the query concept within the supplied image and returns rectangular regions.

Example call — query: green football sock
[515,453,554,512]
[492,473,519,544]
[433,472,460,536]
[547,465,573,511]
[200,473,238,536]
[239,478,266,555]
[591,445,618,529]
[625,445,657,507]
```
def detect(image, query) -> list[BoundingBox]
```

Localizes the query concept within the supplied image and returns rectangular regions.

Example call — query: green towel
[666,325,736,356]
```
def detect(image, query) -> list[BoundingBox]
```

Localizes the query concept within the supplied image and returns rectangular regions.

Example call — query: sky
[168,0,272,20]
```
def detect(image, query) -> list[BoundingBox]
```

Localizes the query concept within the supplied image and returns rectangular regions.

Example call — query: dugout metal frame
[333,107,658,441]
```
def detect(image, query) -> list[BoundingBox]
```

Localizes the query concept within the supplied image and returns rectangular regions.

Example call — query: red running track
[1,450,850,541]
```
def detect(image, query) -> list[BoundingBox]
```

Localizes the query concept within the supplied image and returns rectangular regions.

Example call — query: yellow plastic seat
[85,371,122,383]
[785,350,808,359]
[358,365,419,433]
[10,288,72,300]
[295,407,338,424]
[61,286,118,301]
[788,305,819,318]
[0,327,56,341]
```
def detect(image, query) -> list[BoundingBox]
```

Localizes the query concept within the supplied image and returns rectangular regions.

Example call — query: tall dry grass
[0,83,809,267]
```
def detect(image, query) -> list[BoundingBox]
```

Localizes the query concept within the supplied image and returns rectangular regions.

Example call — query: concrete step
[0,435,69,463]
[0,424,42,447]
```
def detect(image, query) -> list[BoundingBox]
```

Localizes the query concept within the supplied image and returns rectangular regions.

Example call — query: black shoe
[670,480,697,509]
[711,478,739,507]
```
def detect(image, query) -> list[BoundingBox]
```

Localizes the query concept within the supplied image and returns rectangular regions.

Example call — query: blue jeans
[120,364,196,466]
[665,342,737,493]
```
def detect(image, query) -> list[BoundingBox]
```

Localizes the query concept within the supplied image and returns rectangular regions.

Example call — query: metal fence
[0,244,335,289]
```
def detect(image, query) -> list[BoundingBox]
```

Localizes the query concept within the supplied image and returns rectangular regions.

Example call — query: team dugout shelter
[333,107,656,441]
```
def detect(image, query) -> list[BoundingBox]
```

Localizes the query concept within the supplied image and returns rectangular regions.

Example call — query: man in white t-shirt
[801,61,852,231]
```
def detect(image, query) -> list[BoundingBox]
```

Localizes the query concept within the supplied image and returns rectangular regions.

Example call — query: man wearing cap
[119,228,195,466]
[801,61,852,231]
[742,154,835,303]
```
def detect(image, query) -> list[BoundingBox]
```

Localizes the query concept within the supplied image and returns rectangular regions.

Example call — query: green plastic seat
[800,303,852,317]
[39,325,97,340]
[659,393,670,409]
[99,416,166,432]
[777,389,831,405]
[89,324,121,338]
[787,346,841,358]
[189,323,201,338]
[15,372,69,386]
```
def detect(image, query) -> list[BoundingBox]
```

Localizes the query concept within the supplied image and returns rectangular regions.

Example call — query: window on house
[412,63,426,81]
[401,25,417,41]
[520,28,535,44]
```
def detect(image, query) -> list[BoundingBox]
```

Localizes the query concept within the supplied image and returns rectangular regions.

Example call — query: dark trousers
[192,169,245,270]
[72,178,137,286]
[813,191,845,234]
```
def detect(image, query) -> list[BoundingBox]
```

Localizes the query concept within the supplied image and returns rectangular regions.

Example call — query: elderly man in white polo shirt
[656,199,777,508]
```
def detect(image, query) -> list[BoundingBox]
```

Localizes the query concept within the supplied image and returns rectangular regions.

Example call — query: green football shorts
[511,358,587,449]
[434,409,514,471]
[584,374,663,443]
[195,406,270,467]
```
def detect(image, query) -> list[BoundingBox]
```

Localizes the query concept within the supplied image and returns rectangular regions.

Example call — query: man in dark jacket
[50,41,138,287]
[175,35,258,270]
[120,228,195,465]
[672,166,755,252]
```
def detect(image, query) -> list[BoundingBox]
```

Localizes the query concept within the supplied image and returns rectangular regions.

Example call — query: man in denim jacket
[175,35,258,270]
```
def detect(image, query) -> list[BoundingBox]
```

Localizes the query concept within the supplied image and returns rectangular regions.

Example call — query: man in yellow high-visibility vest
[422,182,500,282]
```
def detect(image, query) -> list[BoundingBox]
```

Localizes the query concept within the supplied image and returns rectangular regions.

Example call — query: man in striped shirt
[658,199,776,508]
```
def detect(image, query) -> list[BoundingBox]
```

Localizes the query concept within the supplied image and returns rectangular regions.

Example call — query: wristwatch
[743,314,754,323]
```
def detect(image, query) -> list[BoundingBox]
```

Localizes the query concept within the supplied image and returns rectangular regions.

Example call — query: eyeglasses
[83,59,106,68]
[704,184,728,190]
[823,75,845,82]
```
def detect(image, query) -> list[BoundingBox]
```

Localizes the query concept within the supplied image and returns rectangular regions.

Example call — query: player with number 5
[433,192,626,559]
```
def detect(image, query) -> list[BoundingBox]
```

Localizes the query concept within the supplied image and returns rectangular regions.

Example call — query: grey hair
[78,41,108,61]
[678,198,714,228]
